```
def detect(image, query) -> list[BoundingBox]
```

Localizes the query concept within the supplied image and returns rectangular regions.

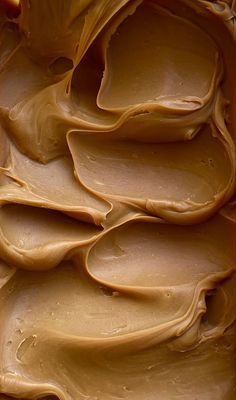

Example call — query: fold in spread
[0,1,236,399]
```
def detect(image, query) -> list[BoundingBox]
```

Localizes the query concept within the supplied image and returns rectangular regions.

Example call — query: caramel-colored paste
[0,0,236,399]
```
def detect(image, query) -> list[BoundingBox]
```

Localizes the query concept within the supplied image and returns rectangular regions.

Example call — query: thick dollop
[0,1,235,399]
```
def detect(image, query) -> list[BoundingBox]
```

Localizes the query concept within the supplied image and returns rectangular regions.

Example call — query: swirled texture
[0,0,236,399]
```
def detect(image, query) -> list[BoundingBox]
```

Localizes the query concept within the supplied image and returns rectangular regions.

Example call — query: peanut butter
[0,1,235,399]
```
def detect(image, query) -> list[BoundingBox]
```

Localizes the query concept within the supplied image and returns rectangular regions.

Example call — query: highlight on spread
[0,1,235,399]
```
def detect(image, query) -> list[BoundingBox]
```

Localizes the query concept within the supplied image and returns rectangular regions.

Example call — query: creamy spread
[0,0,236,399]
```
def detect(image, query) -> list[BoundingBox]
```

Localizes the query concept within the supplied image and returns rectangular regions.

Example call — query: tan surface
[0,0,236,399]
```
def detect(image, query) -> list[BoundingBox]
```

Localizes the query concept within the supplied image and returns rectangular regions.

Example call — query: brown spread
[0,0,235,399]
